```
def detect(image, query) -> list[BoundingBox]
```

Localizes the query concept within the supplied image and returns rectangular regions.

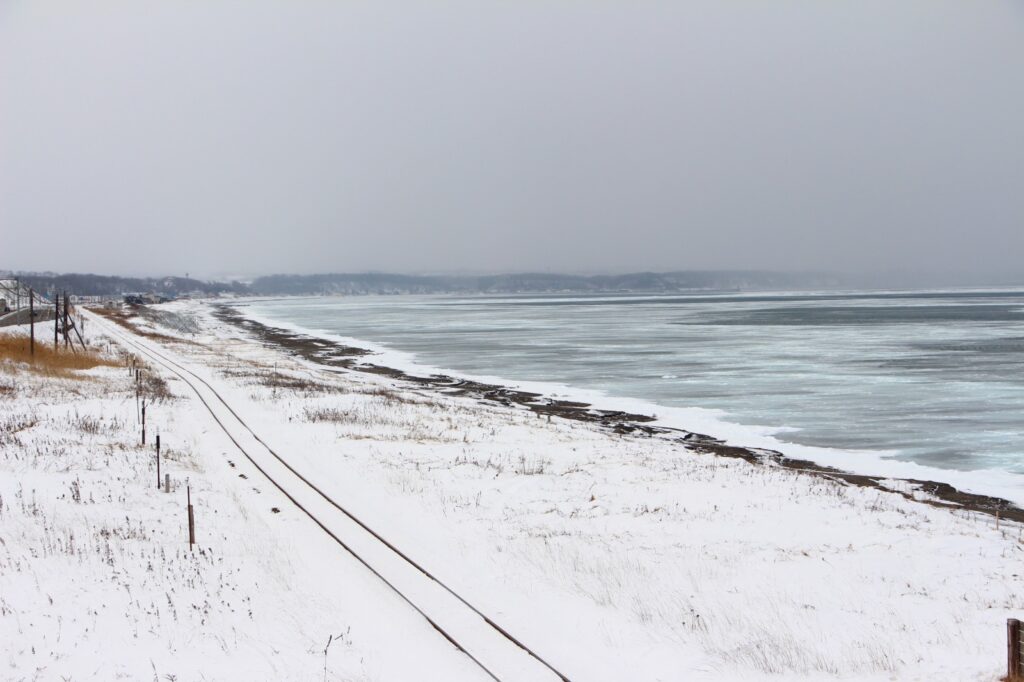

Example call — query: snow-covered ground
[2,299,1022,681]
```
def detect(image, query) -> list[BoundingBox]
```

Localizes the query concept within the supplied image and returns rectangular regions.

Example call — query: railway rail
[85,309,571,682]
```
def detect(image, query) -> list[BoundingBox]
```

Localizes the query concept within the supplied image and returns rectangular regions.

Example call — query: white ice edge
[236,302,1024,509]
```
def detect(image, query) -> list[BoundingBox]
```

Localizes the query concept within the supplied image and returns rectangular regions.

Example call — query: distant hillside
[0,269,847,298]
[2,272,247,298]
[249,271,845,296]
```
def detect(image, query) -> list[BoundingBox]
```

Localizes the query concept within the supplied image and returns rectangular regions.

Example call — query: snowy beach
[1,299,1022,680]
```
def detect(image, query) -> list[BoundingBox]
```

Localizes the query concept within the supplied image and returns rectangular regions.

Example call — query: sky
[1,1,1022,280]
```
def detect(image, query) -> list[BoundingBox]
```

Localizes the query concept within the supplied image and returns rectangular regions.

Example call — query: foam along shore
[0,299,1021,680]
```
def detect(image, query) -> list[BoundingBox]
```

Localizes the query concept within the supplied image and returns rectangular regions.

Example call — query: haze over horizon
[2,1,1023,281]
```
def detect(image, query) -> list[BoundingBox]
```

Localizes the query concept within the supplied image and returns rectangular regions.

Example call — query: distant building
[124,293,171,305]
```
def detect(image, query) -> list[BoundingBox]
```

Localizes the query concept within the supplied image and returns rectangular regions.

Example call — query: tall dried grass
[0,331,118,378]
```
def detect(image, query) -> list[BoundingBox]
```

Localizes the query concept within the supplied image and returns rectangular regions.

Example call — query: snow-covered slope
[2,300,1021,680]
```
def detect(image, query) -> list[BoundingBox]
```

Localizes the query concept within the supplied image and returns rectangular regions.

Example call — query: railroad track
[86,310,570,682]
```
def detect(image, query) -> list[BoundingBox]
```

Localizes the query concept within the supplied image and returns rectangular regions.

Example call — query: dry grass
[217,366,336,394]
[304,406,349,422]
[0,332,119,378]
[135,369,174,401]
[260,373,333,393]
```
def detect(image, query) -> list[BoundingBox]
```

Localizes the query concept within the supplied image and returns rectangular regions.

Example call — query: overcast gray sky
[1,1,1022,279]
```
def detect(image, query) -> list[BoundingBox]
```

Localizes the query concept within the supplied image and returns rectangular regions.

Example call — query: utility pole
[63,291,69,348]
[28,288,34,356]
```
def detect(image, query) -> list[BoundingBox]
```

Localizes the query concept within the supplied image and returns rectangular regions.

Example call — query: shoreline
[214,302,1024,524]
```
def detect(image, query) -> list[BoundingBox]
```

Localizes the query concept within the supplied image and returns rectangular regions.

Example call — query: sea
[244,289,1024,504]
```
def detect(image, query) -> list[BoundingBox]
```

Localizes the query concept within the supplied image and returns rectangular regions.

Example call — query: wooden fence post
[155,434,161,489]
[187,485,195,550]
[54,292,59,349]
[1010,618,1022,680]
[141,399,147,445]
[164,473,170,493]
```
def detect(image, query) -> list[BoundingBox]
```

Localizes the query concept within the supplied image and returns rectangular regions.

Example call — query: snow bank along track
[86,310,571,682]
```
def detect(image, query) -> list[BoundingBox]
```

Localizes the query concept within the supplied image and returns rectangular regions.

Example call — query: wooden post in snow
[187,485,195,550]
[54,292,59,349]
[1011,618,1019,675]
[155,434,161,490]
[141,399,147,445]
[164,473,170,493]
